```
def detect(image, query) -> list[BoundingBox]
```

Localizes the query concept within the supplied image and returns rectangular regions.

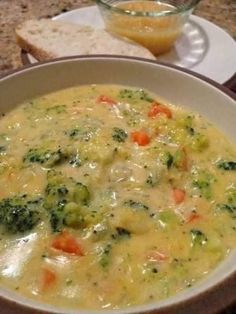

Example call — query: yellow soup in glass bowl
[97,0,199,55]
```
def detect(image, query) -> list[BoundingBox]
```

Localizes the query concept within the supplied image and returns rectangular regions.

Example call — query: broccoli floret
[44,170,90,232]
[49,202,65,233]
[118,89,153,103]
[23,147,81,168]
[74,182,90,205]
[226,187,236,204]
[161,151,174,169]
[0,195,42,234]
[159,210,180,227]
[190,229,208,246]
[216,203,236,218]
[217,161,236,171]
[190,133,209,152]
[177,115,195,135]
[216,186,236,218]
[192,170,215,200]
[99,243,112,268]
[23,147,68,167]
[112,127,128,143]
[192,180,211,199]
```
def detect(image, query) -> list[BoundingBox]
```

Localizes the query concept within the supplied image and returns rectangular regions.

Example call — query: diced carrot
[172,188,186,204]
[41,268,57,291]
[131,131,150,146]
[147,250,168,262]
[187,213,201,223]
[148,102,172,119]
[97,95,116,106]
[52,230,84,256]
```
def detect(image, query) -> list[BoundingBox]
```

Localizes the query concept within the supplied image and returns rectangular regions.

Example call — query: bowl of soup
[96,0,200,55]
[0,56,236,314]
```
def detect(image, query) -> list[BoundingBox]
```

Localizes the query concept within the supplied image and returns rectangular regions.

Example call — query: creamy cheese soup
[0,85,236,310]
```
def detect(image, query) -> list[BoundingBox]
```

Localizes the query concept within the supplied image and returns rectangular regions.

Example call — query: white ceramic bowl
[0,56,236,314]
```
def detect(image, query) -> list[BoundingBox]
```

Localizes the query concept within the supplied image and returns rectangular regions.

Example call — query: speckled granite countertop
[0,0,236,76]
[0,1,236,313]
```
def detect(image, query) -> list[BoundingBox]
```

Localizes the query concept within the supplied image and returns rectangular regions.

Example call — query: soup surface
[0,84,236,310]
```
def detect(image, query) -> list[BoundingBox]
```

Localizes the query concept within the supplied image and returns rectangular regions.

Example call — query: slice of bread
[16,19,156,61]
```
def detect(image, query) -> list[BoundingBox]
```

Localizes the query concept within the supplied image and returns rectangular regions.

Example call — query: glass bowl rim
[96,0,201,17]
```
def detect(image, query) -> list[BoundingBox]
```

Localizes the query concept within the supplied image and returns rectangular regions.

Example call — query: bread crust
[15,19,156,61]
[16,32,56,61]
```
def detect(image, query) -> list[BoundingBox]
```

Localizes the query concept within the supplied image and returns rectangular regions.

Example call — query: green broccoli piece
[74,182,90,205]
[112,127,128,143]
[159,210,179,225]
[44,170,90,232]
[161,151,174,169]
[217,204,236,214]
[99,243,112,268]
[0,195,42,234]
[192,170,215,200]
[216,186,236,218]
[118,89,153,103]
[190,229,208,246]
[23,147,81,168]
[23,147,68,167]
[190,133,209,152]
[192,180,211,199]
[226,187,236,204]
[177,115,195,135]
[217,161,236,171]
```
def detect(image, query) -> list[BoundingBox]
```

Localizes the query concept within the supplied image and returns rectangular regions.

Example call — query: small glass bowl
[96,0,200,55]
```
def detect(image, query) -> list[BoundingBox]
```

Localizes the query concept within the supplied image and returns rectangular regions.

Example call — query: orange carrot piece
[147,250,168,262]
[187,213,201,223]
[173,188,186,204]
[52,230,84,256]
[97,95,116,106]
[148,102,172,119]
[131,131,150,146]
[41,268,57,291]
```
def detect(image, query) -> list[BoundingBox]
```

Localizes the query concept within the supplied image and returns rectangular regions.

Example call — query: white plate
[27,5,236,84]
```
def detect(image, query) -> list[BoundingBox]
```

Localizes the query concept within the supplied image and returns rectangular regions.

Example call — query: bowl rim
[0,55,236,314]
[4,53,236,101]
[96,0,201,17]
